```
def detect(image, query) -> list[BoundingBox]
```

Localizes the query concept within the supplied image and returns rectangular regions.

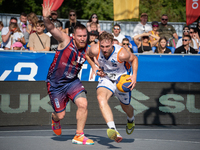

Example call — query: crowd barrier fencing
[0,13,197,38]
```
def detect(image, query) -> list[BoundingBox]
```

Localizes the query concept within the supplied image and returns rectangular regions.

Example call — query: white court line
[0,136,199,144]
[0,128,200,133]
[135,138,200,144]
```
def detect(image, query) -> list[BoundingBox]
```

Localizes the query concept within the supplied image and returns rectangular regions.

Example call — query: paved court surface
[0,125,200,150]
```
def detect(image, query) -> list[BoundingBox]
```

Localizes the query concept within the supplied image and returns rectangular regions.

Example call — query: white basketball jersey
[97,44,131,81]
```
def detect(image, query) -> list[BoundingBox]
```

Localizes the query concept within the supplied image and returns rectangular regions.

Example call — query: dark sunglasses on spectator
[182,39,190,42]
[123,43,129,45]
[153,24,159,27]
[198,21,200,23]
[114,27,120,30]
[190,32,194,34]
[143,36,149,39]
[183,30,189,33]
[92,16,97,19]
[161,18,168,21]
[70,14,76,16]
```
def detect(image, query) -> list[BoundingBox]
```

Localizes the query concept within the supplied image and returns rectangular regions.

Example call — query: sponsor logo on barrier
[0,90,199,114]
[0,94,70,113]
[0,62,38,81]
[115,89,200,116]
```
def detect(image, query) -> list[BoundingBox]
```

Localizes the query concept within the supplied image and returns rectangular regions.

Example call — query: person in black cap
[148,21,160,46]
[88,30,99,45]
[48,21,63,51]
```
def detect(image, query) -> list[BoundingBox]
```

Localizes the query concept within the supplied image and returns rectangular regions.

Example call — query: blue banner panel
[0,51,200,82]
[136,54,200,82]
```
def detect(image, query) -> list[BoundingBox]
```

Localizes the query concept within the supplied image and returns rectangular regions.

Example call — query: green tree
[0,0,187,22]
[138,0,186,22]
[81,0,113,20]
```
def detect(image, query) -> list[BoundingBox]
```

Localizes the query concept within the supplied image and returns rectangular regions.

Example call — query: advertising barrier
[0,81,199,126]
[0,51,200,126]
[1,51,200,82]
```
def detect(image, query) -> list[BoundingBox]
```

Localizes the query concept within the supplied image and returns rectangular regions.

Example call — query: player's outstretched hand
[42,0,53,17]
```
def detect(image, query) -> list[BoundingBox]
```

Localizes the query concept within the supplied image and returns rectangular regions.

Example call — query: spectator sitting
[174,35,198,54]
[88,30,99,45]
[0,21,4,47]
[29,20,50,51]
[11,42,24,50]
[148,21,159,46]
[87,13,101,33]
[154,37,171,54]
[132,13,152,38]
[196,17,200,38]
[133,32,160,53]
[90,22,98,32]
[1,17,18,50]
[113,39,119,45]
[27,12,38,34]
[19,12,29,44]
[190,27,199,50]
[8,23,26,50]
[19,12,27,32]
[122,38,133,53]
[48,21,63,51]
[64,10,81,36]
[50,11,64,32]
[112,24,125,45]
[87,22,99,44]
[176,26,198,50]
[51,11,59,23]
[158,14,178,42]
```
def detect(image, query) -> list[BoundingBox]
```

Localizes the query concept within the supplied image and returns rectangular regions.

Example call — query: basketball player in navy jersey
[42,1,94,145]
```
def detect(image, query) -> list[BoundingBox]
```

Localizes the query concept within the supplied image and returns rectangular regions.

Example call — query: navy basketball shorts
[47,78,86,113]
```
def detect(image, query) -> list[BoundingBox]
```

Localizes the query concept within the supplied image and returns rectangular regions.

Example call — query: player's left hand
[127,75,137,90]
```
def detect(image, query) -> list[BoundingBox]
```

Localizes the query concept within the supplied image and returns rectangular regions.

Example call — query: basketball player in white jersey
[87,31,138,143]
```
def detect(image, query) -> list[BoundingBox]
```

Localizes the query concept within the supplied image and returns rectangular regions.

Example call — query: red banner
[186,0,200,25]
[43,0,64,11]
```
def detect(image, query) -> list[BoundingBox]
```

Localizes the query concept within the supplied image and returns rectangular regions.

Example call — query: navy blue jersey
[46,37,87,87]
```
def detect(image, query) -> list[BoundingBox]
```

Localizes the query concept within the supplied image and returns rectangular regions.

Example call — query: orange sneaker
[72,132,94,145]
[51,117,62,136]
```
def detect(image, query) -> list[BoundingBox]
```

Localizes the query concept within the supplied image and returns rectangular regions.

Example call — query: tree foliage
[0,0,186,22]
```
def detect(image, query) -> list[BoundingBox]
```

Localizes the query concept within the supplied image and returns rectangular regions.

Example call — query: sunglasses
[70,14,76,16]
[92,16,97,19]
[161,18,168,21]
[182,39,190,42]
[143,36,149,39]
[190,32,194,34]
[123,43,129,45]
[153,24,159,27]
[114,27,120,30]
[183,30,189,33]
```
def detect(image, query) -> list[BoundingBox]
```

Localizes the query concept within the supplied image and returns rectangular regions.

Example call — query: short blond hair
[99,31,114,42]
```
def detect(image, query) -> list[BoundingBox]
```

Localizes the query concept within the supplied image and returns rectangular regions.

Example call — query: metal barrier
[0,13,196,37]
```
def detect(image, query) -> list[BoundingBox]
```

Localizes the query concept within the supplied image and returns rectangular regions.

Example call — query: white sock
[107,121,117,130]
[127,116,135,122]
